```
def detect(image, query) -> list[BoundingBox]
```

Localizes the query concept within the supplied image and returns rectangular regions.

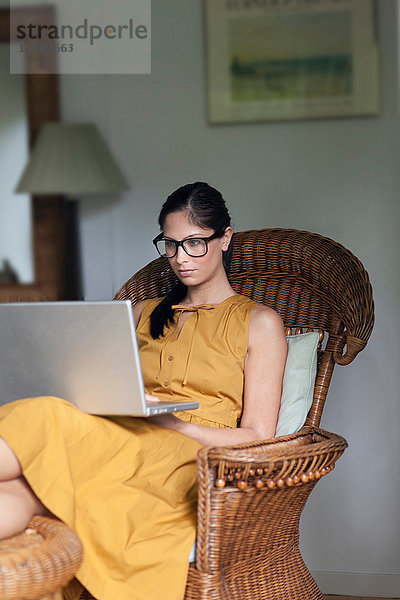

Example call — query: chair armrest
[194,428,347,573]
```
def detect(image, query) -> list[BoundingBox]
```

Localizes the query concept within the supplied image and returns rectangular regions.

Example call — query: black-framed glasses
[152,232,222,258]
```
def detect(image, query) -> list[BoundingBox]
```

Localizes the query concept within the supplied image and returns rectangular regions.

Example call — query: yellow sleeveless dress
[0,294,257,600]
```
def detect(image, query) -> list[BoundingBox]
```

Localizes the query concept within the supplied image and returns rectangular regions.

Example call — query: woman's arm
[132,300,145,327]
[147,305,288,446]
[133,300,163,403]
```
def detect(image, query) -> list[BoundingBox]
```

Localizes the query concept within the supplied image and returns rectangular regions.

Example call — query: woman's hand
[145,395,186,431]
[145,395,186,432]
[147,412,185,431]
[145,392,161,403]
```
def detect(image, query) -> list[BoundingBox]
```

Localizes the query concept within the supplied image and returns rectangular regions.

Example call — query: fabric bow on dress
[171,304,215,386]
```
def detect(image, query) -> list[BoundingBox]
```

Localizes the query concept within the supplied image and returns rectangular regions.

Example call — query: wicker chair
[110,227,374,600]
[0,516,83,600]
[41,228,375,600]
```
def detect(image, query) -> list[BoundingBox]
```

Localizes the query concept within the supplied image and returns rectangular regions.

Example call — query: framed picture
[205,0,379,124]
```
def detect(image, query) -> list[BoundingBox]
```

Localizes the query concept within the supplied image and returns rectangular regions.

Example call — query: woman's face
[162,210,232,287]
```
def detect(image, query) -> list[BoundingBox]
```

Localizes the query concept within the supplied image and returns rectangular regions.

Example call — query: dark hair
[150,182,233,339]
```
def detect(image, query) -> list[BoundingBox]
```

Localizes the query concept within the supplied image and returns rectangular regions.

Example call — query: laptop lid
[0,301,199,416]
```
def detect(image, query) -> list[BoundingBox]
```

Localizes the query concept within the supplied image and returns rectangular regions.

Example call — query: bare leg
[0,437,52,539]
[0,477,51,539]
[0,437,22,480]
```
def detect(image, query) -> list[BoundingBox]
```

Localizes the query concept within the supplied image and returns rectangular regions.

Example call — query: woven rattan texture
[0,516,83,600]
[182,429,347,600]
[115,228,374,359]
[76,228,370,600]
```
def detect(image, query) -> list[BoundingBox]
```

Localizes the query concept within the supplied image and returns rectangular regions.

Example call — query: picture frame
[205,0,379,124]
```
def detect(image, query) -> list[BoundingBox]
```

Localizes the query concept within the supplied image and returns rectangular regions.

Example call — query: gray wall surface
[0,46,32,282]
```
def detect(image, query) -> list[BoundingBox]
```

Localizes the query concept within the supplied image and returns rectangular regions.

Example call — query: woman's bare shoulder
[132,297,165,328]
[248,303,285,345]
[131,301,145,327]
[250,302,284,327]
[132,300,146,327]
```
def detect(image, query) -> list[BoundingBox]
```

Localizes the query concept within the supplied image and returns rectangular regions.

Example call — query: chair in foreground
[17,228,373,600]
[0,516,83,600]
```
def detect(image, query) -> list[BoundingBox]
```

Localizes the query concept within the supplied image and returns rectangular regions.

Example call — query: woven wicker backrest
[114,228,374,428]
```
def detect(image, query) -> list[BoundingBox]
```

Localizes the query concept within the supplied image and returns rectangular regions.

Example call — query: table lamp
[15,122,129,299]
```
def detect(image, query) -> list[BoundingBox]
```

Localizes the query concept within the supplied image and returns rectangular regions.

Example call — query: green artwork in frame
[205,0,379,123]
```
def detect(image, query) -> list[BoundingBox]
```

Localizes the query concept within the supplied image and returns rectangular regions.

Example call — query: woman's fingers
[145,392,161,403]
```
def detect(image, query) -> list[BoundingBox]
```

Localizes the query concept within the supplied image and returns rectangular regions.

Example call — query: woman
[0,182,287,600]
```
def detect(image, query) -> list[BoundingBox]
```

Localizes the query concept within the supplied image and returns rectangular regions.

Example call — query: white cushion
[188,543,196,562]
[275,331,319,437]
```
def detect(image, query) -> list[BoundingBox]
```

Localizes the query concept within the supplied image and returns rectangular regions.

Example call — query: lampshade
[15,122,129,195]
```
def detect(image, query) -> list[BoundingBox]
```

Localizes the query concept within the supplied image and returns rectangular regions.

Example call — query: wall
[0,44,33,282]
[58,0,398,596]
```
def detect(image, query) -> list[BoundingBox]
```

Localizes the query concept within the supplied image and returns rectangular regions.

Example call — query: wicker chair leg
[184,430,348,600]
[185,544,324,600]
[252,546,324,600]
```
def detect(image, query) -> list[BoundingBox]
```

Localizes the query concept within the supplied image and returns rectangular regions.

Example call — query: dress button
[168,355,174,361]
[163,381,169,387]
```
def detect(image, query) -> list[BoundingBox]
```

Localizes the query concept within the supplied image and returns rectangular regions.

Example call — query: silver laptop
[0,301,199,416]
